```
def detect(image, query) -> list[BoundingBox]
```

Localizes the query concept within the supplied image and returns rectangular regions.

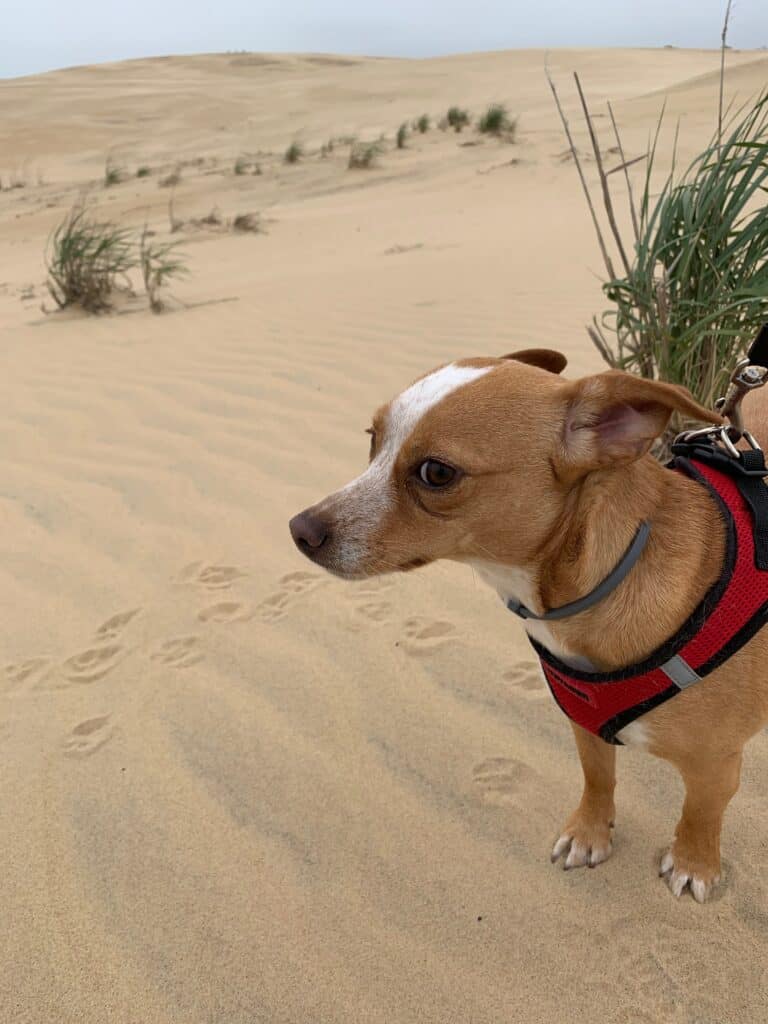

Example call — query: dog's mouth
[399,556,429,571]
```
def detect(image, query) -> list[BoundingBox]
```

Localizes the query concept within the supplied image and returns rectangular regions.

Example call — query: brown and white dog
[289,350,768,902]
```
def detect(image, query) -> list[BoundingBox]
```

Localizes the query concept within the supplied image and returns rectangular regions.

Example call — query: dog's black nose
[289,509,330,552]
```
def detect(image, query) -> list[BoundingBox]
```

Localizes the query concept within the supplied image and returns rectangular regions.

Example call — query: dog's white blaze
[333,364,493,572]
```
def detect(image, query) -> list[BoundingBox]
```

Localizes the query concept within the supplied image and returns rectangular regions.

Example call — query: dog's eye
[418,459,457,488]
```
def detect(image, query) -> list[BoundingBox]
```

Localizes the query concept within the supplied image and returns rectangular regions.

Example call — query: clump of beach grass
[136,166,152,178]
[104,158,127,187]
[396,122,409,149]
[348,141,383,170]
[232,212,261,233]
[284,141,304,164]
[447,106,471,132]
[548,53,768,449]
[46,205,135,313]
[478,104,515,138]
[415,114,430,134]
[234,155,262,176]
[139,227,188,313]
[159,167,182,188]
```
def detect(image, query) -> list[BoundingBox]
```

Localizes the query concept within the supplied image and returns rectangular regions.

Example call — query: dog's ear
[557,370,722,477]
[503,349,567,375]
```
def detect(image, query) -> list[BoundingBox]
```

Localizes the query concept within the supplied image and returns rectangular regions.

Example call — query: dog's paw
[659,846,720,903]
[551,813,614,870]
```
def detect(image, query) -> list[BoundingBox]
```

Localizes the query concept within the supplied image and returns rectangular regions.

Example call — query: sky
[3,0,767,79]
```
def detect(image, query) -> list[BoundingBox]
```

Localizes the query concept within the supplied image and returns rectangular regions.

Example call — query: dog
[289,349,768,902]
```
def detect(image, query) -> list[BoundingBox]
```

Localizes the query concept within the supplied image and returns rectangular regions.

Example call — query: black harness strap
[671,439,768,570]
[736,449,768,569]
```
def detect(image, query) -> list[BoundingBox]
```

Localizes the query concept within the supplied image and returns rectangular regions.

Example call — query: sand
[1,46,768,1024]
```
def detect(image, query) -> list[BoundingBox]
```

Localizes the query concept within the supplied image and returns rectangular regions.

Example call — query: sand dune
[1,47,768,1023]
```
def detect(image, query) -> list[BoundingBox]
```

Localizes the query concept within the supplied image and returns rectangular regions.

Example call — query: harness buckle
[673,330,768,465]
[715,358,768,435]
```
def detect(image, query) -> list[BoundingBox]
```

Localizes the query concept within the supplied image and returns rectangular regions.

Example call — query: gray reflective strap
[506,521,652,622]
[660,654,701,689]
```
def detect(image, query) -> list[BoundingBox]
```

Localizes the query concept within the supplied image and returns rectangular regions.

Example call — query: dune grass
[415,114,430,134]
[552,73,768,427]
[284,141,304,164]
[46,206,136,313]
[232,212,261,233]
[159,167,182,188]
[136,166,152,178]
[348,141,383,170]
[447,106,471,132]
[234,155,261,176]
[139,227,188,313]
[396,122,409,149]
[478,104,515,138]
[104,158,126,187]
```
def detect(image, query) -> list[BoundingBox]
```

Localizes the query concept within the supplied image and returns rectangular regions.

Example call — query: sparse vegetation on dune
[284,141,304,164]
[234,155,262,176]
[159,167,182,188]
[447,106,471,132]
[547,1,768,451]
[348,141,383,170]
[104,158,126,187]
[415,114,430,134]
[478,103,516,138]
[199,208,224,227]
[46,205,135,313]
[139,227,188,313]
[0,167,28,190]
[232,212,261,233]
[136,165,152,178]
[577,89,768,420]
[396,123,409,149]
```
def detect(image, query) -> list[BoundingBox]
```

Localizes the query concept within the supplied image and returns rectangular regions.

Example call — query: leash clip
[715,358,768,435]
[675,354,768,460]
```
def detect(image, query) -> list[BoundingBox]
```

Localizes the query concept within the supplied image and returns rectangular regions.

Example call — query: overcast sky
[3,0,767,79]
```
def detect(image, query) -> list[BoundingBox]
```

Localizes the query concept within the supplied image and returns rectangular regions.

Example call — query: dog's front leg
[551,723,616,869]
[660,750,742,903]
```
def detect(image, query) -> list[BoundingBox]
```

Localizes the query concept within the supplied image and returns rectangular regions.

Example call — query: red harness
[532,455,768,744]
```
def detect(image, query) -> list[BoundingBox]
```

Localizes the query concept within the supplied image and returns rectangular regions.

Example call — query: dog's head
[289,350,718,579]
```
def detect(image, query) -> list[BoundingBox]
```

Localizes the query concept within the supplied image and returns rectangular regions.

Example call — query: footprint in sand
[257,570,325,623]
[502,663,546,698]
[399,617,458,656]
[61,644,128,684]
[4,656,53,692]
[95,608,142,641]
[175,561,248,591]
[151,635,204,668]
[605,920,716,1021]
[472,756,537,806]
[353,578,394,595]
[346,578,394,624]
[63,715,114,758]
[354,600,392,623]
[197,601,253,623]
